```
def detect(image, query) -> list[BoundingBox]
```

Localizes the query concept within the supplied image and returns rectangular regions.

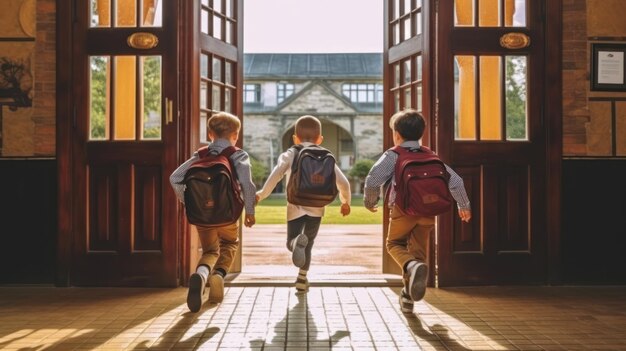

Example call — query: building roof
[244,53,382,79]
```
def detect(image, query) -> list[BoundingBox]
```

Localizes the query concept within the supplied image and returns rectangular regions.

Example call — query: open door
[436,0,549,285]
[382,0,435,275]
[180,0,245,279]
[69,0,179,286]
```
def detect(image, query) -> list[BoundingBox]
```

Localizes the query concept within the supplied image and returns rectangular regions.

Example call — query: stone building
[242,53,383,175]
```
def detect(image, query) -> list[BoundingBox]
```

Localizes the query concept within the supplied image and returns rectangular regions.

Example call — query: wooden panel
[452,166,481,253]
[88,165,118,252]
[134,165,162,251]
[498,166,529,252]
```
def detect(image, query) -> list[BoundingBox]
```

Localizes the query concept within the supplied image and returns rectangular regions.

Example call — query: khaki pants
[196,221,239,273]
[386,205,435,272]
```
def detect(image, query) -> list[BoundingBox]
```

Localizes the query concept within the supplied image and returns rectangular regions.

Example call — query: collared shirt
[169,139,256,215]
[256,142,351,221]
[363,140,471,211]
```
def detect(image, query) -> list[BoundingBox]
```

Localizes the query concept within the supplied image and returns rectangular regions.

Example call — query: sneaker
[405,261,428,302]
[291,234,308,268]
[295,276,309,292]
[208,273,225,303]
[399,288,414,313]
[187,273,205,312]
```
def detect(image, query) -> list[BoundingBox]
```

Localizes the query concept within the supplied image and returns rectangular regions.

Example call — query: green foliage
[90,57,107,139]
[505,57,527,139]
[348,159,375,180]
[250,157,269,188]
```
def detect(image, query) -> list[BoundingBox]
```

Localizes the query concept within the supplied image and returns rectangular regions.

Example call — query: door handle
[166,98,173,124]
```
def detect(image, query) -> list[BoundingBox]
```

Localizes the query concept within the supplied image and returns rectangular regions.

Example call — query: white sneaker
[208,274,224,303]
[291,234,308,268]
[408,262,428,302]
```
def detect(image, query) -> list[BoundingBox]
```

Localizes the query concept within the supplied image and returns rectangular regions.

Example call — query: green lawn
[255,194,382,224]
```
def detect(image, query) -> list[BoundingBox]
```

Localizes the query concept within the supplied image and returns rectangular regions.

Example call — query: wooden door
[436,0,549,285]
[382,0,434,275]
[180,0,245,278]
[70,0,179,286]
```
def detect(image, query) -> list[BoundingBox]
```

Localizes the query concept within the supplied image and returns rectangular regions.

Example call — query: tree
[250,157,268,188]
[349,159,375,194]
[505,57,527,139]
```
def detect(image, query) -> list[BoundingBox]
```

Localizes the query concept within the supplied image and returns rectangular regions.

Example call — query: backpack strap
[290,144,305,173]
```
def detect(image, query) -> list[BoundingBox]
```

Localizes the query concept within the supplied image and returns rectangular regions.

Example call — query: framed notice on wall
[591,43,626,91]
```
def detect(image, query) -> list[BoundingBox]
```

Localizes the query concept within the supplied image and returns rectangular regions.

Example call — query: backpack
[390,145,453,216]
[286,144,339,207]
[182,146,244,227]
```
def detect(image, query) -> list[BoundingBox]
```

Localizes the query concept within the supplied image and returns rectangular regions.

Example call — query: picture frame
[591,43,626,92]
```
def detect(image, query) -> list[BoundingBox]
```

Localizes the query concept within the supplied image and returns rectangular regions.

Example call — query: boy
[170,112,256,312]
[364,109,471,313]
[256,115,351,292]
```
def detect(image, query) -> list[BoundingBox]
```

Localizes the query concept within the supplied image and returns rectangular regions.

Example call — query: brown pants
[386,205,435,272]
[196,221,239,273]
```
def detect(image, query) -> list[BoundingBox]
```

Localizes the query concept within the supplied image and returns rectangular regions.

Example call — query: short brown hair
[294,115,322,142]
[389,109,425,141]
[208,112,241,138]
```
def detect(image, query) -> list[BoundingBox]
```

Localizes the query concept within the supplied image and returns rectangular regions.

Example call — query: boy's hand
[458,209,471,223]
[340,203,351,216]
[245,214,256,227]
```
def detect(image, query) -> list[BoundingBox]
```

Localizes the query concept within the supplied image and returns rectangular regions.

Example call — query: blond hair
[294,115,322,142]
[208,112,241,138]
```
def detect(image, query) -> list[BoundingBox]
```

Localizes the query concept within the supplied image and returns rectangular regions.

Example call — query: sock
[405,260,418,273]
[196,265,210,281]
[214,268,226,278]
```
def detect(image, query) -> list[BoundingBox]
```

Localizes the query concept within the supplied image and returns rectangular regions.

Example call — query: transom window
[277,83,295,104]
[342,83,383,104]
[244,84,261,103]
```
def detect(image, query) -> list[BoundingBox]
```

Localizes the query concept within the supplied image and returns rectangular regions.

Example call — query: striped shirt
[169,139,256,215]
[363,140,470,211]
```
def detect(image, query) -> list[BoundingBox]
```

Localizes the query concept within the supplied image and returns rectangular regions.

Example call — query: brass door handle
[166,98,173,124]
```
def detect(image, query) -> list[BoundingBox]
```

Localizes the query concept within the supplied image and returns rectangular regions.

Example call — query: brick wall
[33,0,56,156]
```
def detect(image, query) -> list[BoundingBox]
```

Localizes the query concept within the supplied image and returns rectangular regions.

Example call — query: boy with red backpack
[364,109,471,313]
[170,112,256,312]
[256,115,351,292]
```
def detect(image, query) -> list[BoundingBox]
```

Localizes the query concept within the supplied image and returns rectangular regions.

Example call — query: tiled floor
[1,286,625,350]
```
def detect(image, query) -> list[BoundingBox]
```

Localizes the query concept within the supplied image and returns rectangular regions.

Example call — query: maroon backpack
[182,146,244,227]
[287,144,338,207]
[390,145,453,216]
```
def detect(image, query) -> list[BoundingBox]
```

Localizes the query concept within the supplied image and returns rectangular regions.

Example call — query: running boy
[170,112,256,312]
[364,109,471,313]
[256,115,351,292]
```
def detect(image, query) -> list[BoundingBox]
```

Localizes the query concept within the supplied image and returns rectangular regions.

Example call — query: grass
[255,194,383,224]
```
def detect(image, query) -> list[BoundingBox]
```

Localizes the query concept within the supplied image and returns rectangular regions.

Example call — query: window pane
[213,15,222,40]
[141,0,162,27]
[416,0,422,7]
[200,111,208,143]
[213,0,222,14]
[212,84,221,111]
[404,88,411,109]
[225,0,233,17]
[479,0,500,27]
[506,0,526,27]
[506,56,528,140]
[415,11,422,35]
[394,91,400,112]
[394,64,400,87]
[393,23,400,45]
[115,0,136,27]
[141,56,161,140]
[403,18,411,41]
[202,0,209,6]
[89,56,109,140]
[91,0,110,27]
[200,81,208,109]
[226,20,233,44]
[114,56,136,140]
[454,56,476,140]
[201,10,209,34]
[455,0,474,26]
[416,84,423,112]
[213,57,222,82]
[393,0,400,20]
[403,59,411,84]
[201,54,208,78]
[416,55,422,81]
[480,56,502,140]
[225,88,232,112]
[404,0,412,15]
[225,62,233,85]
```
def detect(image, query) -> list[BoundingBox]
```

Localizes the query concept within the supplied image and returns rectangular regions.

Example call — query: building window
[277,83,295,103]
[244,84,261,103]
[342,83,383,103]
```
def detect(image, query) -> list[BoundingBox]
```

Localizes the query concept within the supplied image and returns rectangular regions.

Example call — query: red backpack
[390,145,453,216]
[182,146,244,227]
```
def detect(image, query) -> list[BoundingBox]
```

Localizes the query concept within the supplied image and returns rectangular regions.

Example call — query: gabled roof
[244,53,382,79]
[276,79,357,114]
